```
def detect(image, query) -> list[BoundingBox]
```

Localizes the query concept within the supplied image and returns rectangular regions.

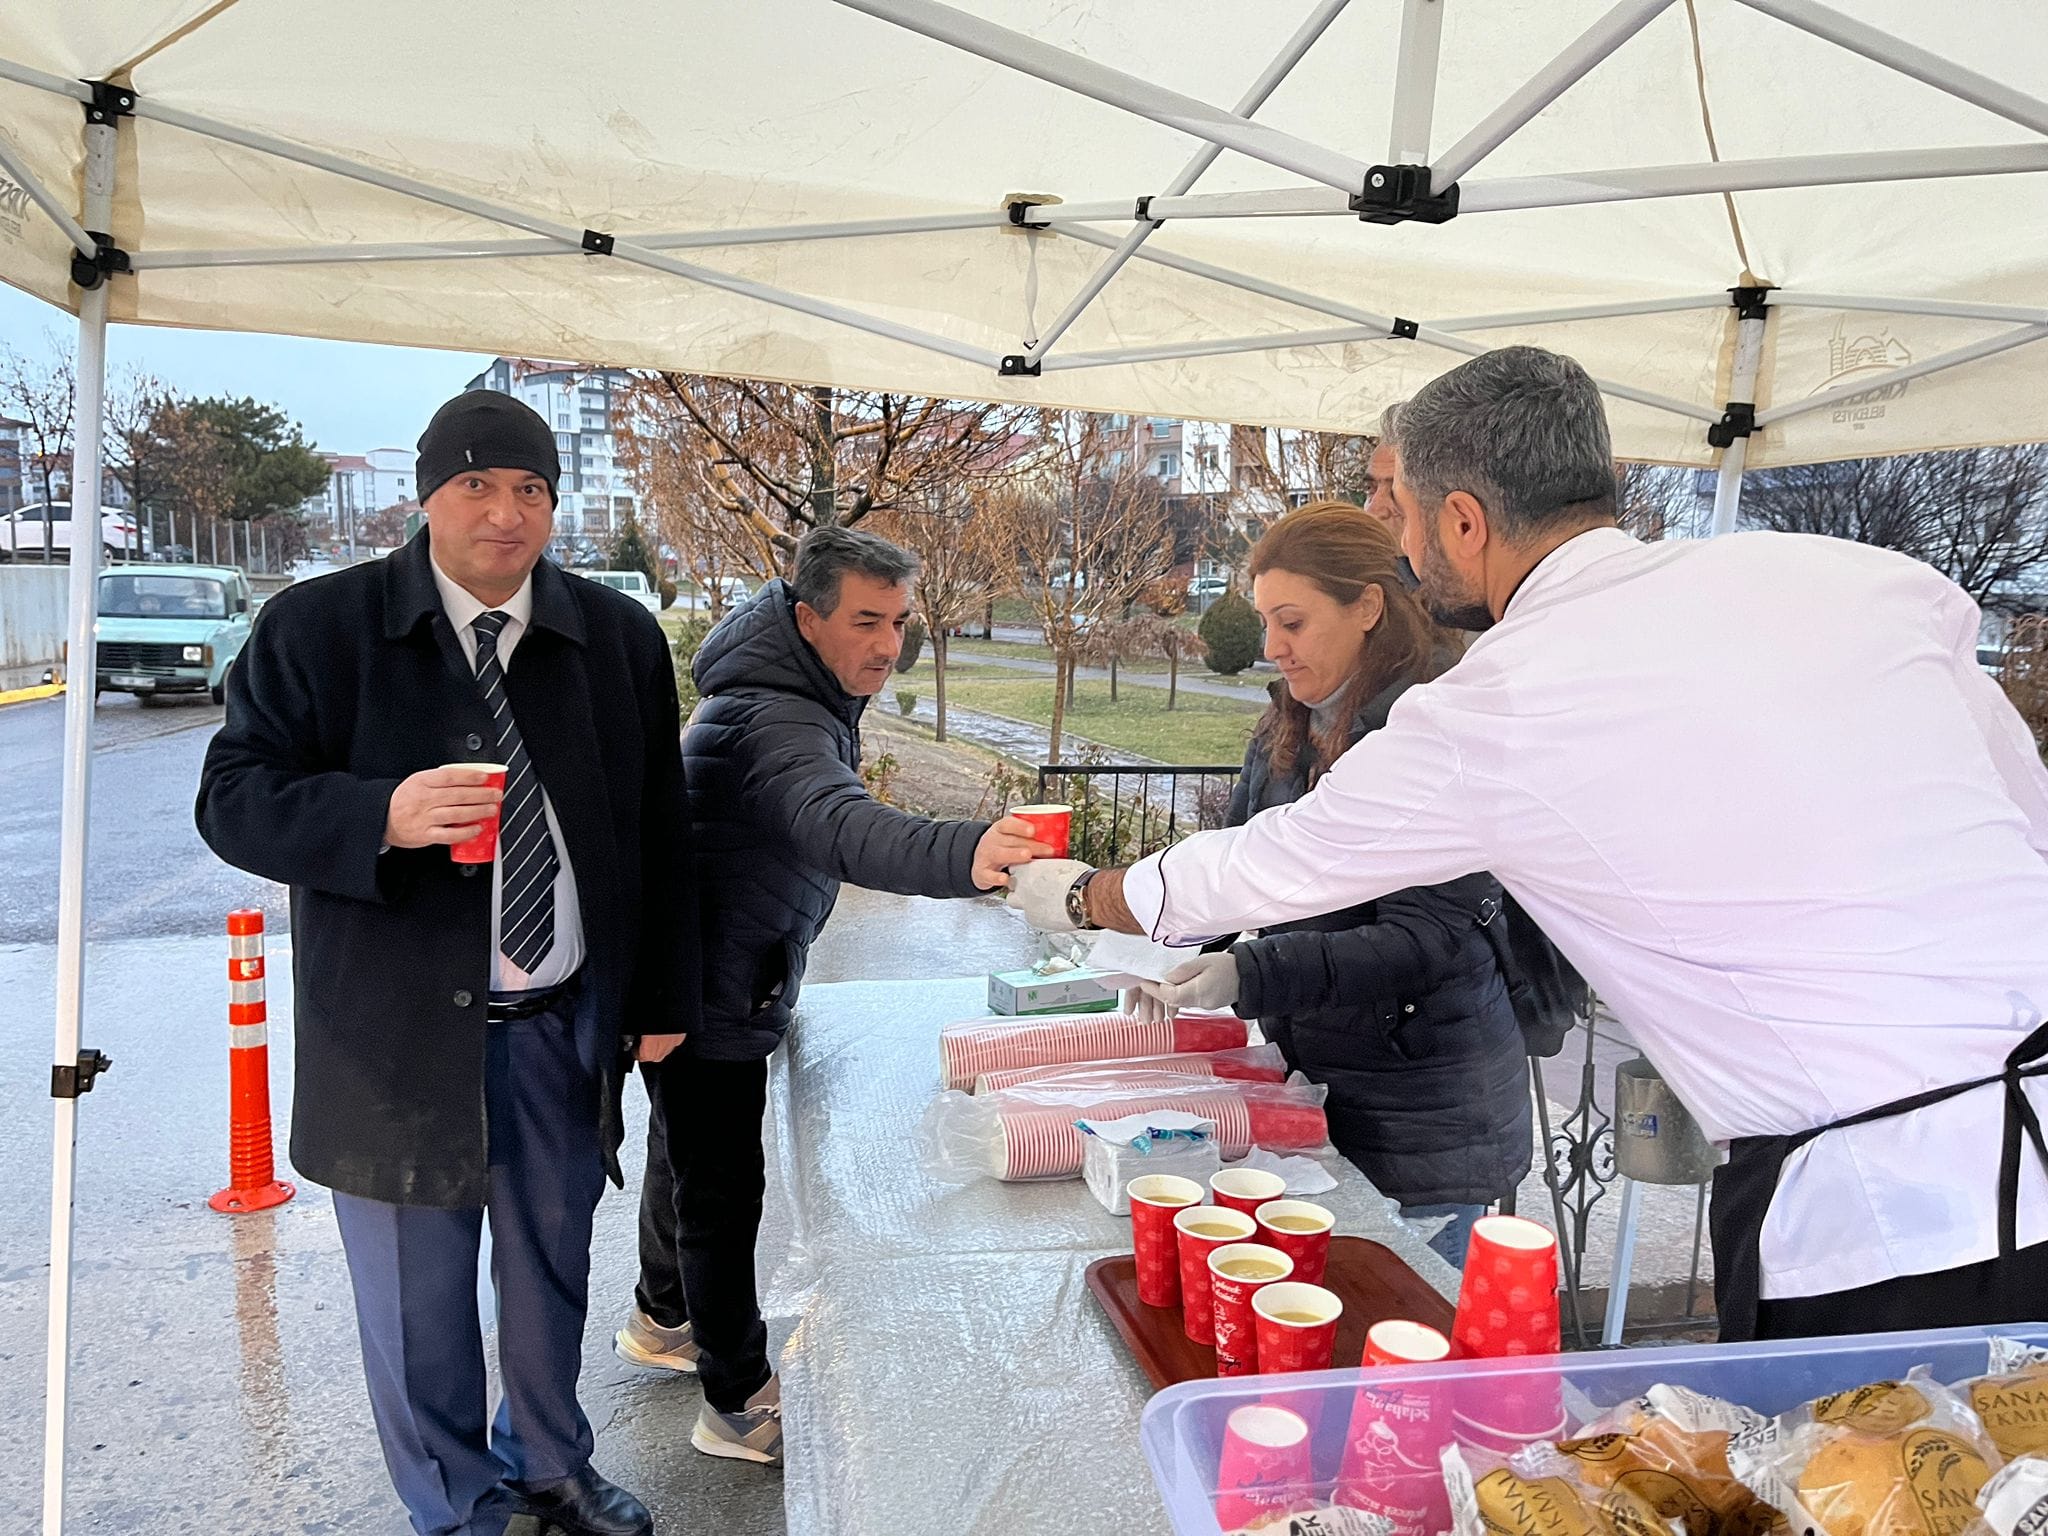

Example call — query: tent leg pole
[1709,307,1766,536]
[43,115,118,1536]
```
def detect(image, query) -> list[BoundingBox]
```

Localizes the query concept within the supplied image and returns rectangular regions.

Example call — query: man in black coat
[196,391,692,1536]
[612,525,1047,1466]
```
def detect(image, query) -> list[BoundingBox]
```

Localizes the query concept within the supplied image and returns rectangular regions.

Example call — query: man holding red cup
[199,390,691,1536]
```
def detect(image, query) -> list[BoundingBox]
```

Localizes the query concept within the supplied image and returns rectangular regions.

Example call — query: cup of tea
[1214,1404,1314,1533]
[1128,1174,1204,1309]
[1255,1199,1335,1286]
[1252,1281,1343,1372]
[447,763,508,864]
[1173,1204,1255,1345]
[1210,1166,1287,1219]
[1206,1241,1293,1376]
[1008,803,1072,858]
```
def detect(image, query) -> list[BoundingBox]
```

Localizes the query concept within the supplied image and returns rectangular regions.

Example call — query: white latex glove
[1004,858,1092,932]
[1122,985,1168,1026]
[1137,951,1241,1014]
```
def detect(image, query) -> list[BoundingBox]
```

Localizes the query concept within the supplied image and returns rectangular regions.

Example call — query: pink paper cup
[1009,803,1071,858]
[1206,1242,1293,1377]
[1215,1404,1314,1533]
[1451,1215,1560,1360]
[1129,1174,1204,1309]
[447,764,507,864]
[1252,1281,1342,1373]
[1255,1199,1335,1286]
[1174,1205,1255,1346]
[1336,1321,1455,1536]
[1211,1166,1287,1218]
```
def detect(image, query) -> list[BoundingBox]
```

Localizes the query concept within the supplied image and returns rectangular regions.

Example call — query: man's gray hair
[791,524,920,616]
[1393,346,1616,542]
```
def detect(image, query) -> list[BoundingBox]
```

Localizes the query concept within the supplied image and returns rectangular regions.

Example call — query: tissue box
[986,967,1121,1016]
[1083,1134,1222,1214]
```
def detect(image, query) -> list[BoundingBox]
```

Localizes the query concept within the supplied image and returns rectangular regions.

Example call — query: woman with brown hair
[1134,500,1529,1265]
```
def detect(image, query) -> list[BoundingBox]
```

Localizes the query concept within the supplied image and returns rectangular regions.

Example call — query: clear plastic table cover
[769,977,1462,1536]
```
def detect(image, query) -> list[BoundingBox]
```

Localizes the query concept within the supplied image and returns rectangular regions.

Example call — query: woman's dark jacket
[1227,676,1531,1207]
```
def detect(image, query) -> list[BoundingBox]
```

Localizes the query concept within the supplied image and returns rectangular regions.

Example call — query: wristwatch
[1066,869,1100,931]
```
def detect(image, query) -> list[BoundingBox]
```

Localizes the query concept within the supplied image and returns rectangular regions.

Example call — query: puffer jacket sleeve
[1233,871,1496,1020]
[734,705,989,897]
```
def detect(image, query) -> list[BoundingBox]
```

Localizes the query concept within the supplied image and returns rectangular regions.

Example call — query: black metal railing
[1033,762,1241,867]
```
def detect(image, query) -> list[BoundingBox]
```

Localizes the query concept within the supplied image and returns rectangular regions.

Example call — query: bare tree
[1999,614,2048,758]
[151,399,235,562]
[1614,461,1698,543]
[871,486,1006,743]
[0,339,75,559]
[1119,611,1208,711]
[987,412,1175,761]
[616,372,1033,580]
[104,369,173,560]
[1740,447,2048,605]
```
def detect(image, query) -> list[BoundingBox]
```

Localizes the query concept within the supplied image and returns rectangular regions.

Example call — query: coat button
[461,863,480,877]
[465,732,484,752]
[453,989,474,1008]
[1402,1003,1417,1015]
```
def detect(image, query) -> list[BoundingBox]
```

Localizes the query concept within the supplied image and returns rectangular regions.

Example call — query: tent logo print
[0,172,28,240]
[1814,318,1913,429]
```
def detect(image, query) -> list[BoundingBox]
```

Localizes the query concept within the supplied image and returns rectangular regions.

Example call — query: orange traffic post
[208,910,296,1214]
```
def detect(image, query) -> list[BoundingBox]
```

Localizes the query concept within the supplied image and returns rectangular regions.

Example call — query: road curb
[0,681,63,707]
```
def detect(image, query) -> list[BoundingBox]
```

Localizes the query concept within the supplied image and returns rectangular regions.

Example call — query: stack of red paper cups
[1449,1215,1564,1448]
[1335,1320,1454,1536]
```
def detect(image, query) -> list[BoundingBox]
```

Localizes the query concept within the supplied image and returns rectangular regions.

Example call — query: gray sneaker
[613,1308,701,1374]
[691,1375,782,1466]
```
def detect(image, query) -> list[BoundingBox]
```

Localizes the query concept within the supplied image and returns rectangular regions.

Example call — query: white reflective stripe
[229,979,267,1006]
[229,1022,269,1050]
[228,934,265,959]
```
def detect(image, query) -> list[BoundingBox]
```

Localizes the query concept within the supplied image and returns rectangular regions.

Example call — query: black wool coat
[683,579,986,1060]
[195,532,696,1207]
[1227,676,1531,1207]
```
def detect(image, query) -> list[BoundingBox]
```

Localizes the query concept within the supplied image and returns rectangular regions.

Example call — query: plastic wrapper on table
[974,1042,1287,1094]
[939,1010,1249,1090]
[921,1073,1332,1182]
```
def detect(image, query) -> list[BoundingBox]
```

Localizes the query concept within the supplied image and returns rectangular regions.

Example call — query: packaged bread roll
[1727,1368,2001,1536]
[1443,1442,1684,1536]
[1555,1387,1785,1536]
[1978,1456,2048,1536]
[1959,1341,2048,1462]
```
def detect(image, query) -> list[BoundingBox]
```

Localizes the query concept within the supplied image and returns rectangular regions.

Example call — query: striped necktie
[471,610,556,976]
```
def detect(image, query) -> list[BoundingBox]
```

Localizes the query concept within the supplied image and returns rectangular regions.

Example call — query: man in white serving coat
[1010,345,2048,1342]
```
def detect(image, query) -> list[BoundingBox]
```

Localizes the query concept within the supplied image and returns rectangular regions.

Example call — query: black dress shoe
[513,1465,653,1536]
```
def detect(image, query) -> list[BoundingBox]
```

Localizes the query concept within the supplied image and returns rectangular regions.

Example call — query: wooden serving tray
[1086,1235,1455,1391]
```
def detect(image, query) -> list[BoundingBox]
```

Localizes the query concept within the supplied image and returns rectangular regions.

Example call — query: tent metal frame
[13,1,2048,1529]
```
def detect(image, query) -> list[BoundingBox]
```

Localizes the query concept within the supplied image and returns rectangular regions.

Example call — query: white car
[577,568,663,614]
[0,501,143,562]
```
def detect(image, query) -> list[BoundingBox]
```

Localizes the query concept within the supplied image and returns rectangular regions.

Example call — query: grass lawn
[936,675,1260,763]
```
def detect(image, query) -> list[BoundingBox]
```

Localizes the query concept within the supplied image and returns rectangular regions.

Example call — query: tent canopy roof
[0,0,2044,465]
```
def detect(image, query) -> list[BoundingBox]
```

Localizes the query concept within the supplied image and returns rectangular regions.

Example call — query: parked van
[577,569,663,615]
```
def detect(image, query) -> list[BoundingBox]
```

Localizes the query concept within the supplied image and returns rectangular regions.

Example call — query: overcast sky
[0,281,494,456]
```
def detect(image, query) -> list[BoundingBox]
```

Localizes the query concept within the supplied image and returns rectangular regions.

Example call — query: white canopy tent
[5,1,2046,1528]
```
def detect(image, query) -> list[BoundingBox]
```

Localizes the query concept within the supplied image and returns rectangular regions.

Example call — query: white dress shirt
[429,557,587,994]
[1123,528,2048,1300]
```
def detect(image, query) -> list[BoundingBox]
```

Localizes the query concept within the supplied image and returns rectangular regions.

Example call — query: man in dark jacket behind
[196,391,693,1536]
[616,525,1048,1466]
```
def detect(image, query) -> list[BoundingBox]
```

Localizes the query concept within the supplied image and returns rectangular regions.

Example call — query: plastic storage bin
[1140,1322,2048,1535]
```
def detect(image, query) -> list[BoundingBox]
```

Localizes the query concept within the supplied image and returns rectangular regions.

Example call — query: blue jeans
[1401,1201,1488,1268]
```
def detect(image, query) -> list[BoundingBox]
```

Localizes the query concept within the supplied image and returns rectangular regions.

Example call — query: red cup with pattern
[1206,1241,1293,1376]
[1175,1204,1256,1345]
[1335,1323,1456,1536]
[447,764,508,864]
[1009,803,1071,858]
[1251,1281,1343,1373]
[1128,1174,1204,1309]
[1254,1199,1335,1286]
[1214,1404,1314,1533]
[1210,1166,1287,1219]
[1451,1215,1561,1360]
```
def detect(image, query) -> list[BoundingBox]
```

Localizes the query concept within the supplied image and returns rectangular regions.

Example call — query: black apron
[1709,1018,2048,1341]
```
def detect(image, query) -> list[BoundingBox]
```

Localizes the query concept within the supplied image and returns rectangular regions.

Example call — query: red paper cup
[1211,1166,1287,1218]
[1206,1242,1293,1376]
[1214,1404,1314,1533]
[1129,1174,1204,1309]
[1171,1014,1250,1052]
[1366,1319,1452,1368]
[1246,1099,1331,1152]
[1252,1281,1342,1373]
[1452,1215,1561,1360]
[1009,802,1071,858]
[1174,1205,1255,1345]
[1255,1199,1335,1286]
[447,763,508,864]
[1336,1329,1455,1536]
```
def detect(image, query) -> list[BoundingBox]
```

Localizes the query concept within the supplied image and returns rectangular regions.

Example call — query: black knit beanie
[416,390,561,507]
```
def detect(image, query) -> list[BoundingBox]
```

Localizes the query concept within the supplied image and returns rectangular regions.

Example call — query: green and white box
[986,967,1121,1016]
